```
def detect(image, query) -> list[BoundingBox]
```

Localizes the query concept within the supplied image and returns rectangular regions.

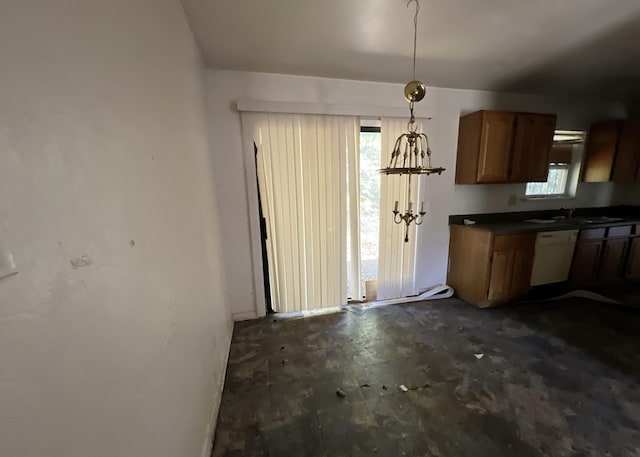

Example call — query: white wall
[206,69,627,318]
[612,182,640,206]
[0,2,232,457]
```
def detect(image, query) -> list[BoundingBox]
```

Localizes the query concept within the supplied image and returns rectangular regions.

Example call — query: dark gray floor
[212,297,640,456]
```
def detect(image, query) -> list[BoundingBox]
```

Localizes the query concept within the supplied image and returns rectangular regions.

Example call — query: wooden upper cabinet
[477,112,515,183]
[510,114,557,182]
[611,120,640,182]
[583,120,623,182]
[455,110,557,184]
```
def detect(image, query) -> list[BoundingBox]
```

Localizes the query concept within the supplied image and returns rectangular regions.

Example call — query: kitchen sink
[523,216,627,226]
[523,219,558,224]
[553,216,625,224]
[579,216,624,223]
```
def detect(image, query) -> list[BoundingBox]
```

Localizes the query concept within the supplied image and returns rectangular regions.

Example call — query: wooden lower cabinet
[488,242,535,301]
[488,249,515,301]
[512,246,537,296]
[626,237,640,279]
[448,226,535,307]
[569,226,635,285]
[599,238,630,281]
[449,223,638,308]
[570,240,603,286]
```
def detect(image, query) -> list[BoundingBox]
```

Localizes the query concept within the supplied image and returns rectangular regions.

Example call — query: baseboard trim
[232,310,259,321]
[200,319,234,457]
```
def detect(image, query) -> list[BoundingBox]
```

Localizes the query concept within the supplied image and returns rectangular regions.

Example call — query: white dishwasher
[530,229,579,286]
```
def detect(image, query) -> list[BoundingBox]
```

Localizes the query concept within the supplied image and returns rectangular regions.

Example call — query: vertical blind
[377,117,421,300]
[242,113,360,312]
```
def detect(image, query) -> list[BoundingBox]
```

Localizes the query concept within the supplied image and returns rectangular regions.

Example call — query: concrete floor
[212,297,640,456]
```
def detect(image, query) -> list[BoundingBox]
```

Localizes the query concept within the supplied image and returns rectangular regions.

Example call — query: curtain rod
[236,98,435,119]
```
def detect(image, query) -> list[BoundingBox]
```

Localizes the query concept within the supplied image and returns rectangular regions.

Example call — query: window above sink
[525,130,585,200]
[525,163,570,198]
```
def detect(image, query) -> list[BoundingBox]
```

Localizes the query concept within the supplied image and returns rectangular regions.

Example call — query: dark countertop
[450,206,640,235]
[460,219,640,235]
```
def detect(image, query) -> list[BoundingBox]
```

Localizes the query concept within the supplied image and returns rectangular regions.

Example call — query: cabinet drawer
[579,228,606,240]
[493,233,536,251]
[607,225,632,238]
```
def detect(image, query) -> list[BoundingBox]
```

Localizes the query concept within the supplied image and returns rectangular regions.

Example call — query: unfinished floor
[213,297,640,456]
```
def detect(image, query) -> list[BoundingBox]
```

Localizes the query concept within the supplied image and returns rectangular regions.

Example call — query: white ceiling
[181,0,640,100]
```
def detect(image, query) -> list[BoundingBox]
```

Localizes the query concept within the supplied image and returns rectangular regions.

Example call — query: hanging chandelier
[380,0,445,243]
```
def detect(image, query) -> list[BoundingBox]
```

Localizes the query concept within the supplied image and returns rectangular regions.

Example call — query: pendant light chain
[410,0,420,81]
[379,0,445,243]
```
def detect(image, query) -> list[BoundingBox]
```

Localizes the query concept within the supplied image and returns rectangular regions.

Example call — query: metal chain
[407,0,420,81]
[407,101,417,132]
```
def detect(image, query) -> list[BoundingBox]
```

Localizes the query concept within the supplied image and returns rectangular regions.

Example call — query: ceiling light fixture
[380,0,445,243]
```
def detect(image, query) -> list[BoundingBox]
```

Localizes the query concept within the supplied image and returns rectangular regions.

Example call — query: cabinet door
[598,238,629,281]
[611,120,640,182]
[583,120,622,182]
[510,114,556,182]
[488,249,515,301]
[511,246,536,297]
[477,112,515,183]
[626,237,640,280]
[570,240,602,286]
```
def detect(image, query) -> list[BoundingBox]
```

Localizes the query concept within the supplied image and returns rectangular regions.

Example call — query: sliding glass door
[245,113,421,312]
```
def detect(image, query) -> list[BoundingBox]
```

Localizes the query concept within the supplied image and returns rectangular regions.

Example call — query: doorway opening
[347,120,382,301]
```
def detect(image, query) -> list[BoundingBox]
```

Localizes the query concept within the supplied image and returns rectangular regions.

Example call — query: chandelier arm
[407,172,413,214]
[394,136,401,168]
[390,136,401,167]
[402,140,409,168]
[422,133,433,167]
[420,134,428,167]
[419,133,428,153]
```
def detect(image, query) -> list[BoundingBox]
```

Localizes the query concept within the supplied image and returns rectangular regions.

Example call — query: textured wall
[0,1,232,456]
